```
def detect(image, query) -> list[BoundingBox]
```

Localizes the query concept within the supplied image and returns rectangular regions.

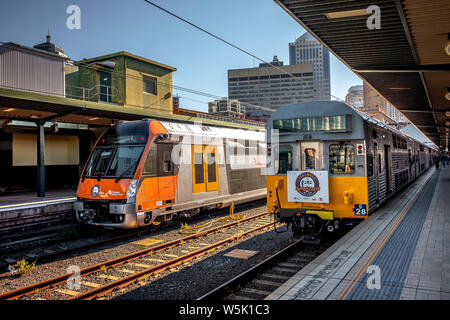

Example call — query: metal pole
[36,121,45,197]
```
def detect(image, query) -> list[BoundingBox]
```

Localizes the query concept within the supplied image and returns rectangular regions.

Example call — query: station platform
[0,190,76,230]
[266,166,450,300]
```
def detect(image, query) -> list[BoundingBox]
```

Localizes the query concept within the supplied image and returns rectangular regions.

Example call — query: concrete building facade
[289,32,331,101]
[67,51,176,112]
[228,57,314,121]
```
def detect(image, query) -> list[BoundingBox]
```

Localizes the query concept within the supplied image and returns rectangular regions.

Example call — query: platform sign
[287,170,329,203]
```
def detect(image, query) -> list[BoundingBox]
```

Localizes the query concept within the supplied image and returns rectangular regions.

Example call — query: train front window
[85,148,115,177]
[106,146,145,177]
[84,145,144,178]
[304,148,316,170]
[329,144,355,174]
[275,145,293,174]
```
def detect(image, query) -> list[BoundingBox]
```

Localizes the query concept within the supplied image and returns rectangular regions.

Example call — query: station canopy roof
[276,0,450,148]
[0,88,263,131]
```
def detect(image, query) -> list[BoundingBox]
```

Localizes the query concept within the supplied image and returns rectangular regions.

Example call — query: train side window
[142,149,156,176]
[367,154,374,177]
[329,144,355,174]
[194,152,204,183]
[378,154,382,173]
[163,151,171,172]
[206,152,216,183]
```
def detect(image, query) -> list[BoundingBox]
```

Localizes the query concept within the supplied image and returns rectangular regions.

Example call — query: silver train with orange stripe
[74,119,266,228]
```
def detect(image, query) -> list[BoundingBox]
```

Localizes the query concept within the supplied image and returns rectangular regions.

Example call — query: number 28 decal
[353,204,367,216]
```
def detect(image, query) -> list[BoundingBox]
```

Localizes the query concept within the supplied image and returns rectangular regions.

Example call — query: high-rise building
[345,85,363,108]
[289,32,331,101]
[208,98,245,119]
[362,81,408,125]
[228,56,314,122]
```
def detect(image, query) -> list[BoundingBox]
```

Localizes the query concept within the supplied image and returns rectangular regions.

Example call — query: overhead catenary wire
[0,41,273,115]
[142,0,345,103]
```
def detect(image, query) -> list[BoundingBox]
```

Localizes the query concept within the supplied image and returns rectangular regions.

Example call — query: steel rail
[0,212,269,300]
[71,221,275,300]
[197,239,302,300]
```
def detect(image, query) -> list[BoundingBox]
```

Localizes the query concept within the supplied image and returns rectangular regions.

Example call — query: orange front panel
[136,175,177,212]
[77,178,131,200]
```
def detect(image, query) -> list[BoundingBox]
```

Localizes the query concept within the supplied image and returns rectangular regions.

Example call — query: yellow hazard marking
[132,238,163,246]
[305,210,334,220]
[0,197,77,209]
[54,288,79,296]
[162,254,178,258]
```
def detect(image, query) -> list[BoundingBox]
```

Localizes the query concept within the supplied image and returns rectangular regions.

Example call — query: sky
[0,0,362,112]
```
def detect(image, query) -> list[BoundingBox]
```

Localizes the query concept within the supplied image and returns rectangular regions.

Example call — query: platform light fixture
[446,111,450,117]
[445,88,450,101]
[324,9,367,19]
[4,108,15,112]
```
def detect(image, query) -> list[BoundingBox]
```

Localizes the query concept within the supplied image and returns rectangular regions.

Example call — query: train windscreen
[83,122,148,179]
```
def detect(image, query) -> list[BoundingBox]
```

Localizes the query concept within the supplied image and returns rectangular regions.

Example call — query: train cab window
[142,149,156,176]
[85,148,114,177]
[304,148,316,170]
[106,146,145,177]
[276,145,293,174]
[367,154,374,177]
[329,144,355,174]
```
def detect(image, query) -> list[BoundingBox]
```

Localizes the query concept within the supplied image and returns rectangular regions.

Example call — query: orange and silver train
[74,119,266,228]
[266,101,438,242]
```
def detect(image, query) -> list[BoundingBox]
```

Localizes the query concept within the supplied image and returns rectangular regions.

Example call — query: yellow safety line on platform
[0,197,76,209]
[338,173,432,300]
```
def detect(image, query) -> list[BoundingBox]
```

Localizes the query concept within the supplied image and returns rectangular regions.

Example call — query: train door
[192,145,219,193]
[384,145,392,194]
[300,142,322,171]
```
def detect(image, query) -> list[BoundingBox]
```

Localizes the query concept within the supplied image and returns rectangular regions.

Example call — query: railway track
[198,238,333,300]
[0,211,274,300]
[0,200,266,272]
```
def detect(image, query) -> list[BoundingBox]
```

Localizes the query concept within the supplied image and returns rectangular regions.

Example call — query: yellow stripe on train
[267,176,369,219]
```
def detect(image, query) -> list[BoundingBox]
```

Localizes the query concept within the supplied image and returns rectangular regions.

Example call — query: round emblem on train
[295,172,320,197]
[91,185,100,197]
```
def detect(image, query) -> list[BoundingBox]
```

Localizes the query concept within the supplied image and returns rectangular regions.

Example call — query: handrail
[65,84,118,103]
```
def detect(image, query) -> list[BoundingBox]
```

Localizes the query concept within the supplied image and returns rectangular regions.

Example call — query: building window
[143,76,157,95]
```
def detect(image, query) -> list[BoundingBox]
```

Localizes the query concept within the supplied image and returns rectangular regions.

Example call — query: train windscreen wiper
[114,167,134,183]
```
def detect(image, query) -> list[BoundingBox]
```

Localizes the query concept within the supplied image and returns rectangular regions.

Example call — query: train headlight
[127,179,138,199]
